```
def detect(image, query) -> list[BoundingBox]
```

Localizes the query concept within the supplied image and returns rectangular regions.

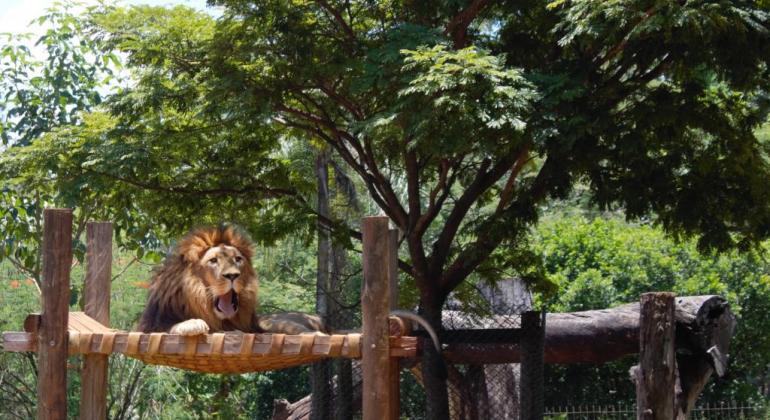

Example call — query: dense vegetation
[1,0,770,417]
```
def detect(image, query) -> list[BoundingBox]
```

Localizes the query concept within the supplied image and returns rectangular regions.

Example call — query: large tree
[4,1,770,417]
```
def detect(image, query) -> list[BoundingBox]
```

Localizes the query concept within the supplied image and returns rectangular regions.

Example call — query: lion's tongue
[217,290,237,318]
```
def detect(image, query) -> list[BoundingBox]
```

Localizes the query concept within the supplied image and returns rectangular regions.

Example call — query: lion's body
[138,226,259,333]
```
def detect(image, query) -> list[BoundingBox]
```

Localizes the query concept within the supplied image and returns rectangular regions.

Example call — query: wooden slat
[71,312,113,333]
[2,332,36,352]
[24,312,115,335]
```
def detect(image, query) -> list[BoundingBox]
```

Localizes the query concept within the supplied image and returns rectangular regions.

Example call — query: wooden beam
[37,208,73,420]
[80,222,112,420]
[633,292,676,420]
[361,216,396,420]
[441,296,733,365]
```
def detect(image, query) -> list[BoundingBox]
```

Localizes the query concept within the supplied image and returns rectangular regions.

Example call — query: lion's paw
[170,319,210,335]
[300,331,329,336]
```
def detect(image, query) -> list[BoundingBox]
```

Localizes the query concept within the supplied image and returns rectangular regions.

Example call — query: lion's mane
[138,225,259,333]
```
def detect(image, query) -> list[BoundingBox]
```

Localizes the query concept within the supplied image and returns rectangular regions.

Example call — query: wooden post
[361,216,395,420]
[520,310,545,420]
[38,209,73,420]
[633,292,676,420]
[387,228,400,420]
[80,222,112,420]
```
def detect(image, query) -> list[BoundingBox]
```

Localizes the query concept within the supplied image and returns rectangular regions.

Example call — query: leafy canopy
[4,0,770,302]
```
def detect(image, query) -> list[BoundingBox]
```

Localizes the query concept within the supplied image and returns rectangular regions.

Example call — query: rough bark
[632,292,677,420]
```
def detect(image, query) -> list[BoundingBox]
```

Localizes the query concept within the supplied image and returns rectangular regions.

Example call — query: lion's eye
[234,256,243,264]
[208,258,218,265]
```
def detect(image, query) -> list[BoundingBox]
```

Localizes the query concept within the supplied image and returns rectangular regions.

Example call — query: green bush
[536,216,770,405]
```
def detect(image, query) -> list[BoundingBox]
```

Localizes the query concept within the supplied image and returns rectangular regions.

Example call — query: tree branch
[428,150,522,279]
[440,156,558,293]
[316,0,357,44]
[413,158,462,239]
[496,146,531,213]
[445,0,491,48]
[318,81,364,120]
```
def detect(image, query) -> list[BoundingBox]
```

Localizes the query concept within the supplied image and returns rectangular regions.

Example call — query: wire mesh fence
[544,401,766,419]
[439,278,534,420]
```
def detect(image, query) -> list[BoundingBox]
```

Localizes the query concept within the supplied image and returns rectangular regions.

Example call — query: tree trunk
[420,294,450,420]
[311,149,333,420]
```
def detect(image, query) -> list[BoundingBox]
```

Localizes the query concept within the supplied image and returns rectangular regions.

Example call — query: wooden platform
[2,312,417,374]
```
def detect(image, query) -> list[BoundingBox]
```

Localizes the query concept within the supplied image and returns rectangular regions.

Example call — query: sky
[0,0,216,39]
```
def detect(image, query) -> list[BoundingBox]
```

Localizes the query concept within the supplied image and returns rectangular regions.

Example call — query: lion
[138,225,259,335]
[138,225,327,336]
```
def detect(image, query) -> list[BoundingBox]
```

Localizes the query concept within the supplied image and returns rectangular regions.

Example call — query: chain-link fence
[544,401,766,419]
[439,278,539,420]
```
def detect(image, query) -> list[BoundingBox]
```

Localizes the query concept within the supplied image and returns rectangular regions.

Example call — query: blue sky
[0,0,216,39]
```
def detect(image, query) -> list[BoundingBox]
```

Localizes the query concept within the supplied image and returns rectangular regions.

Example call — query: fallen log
[442,295,735,366]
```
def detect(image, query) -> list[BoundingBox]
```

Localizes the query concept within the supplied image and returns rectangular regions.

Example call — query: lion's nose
[223,272,240,281]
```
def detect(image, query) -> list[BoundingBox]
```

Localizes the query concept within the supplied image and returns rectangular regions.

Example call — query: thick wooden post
[80,222,112,420]
[633,292,676,420]
[387,228,400,420]
[520,310,545,420]
[361,216,396,420]
[38,209,73,420]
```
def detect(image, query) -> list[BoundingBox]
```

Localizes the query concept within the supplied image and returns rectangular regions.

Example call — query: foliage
[28,0,769,303]
[0,1,118,283]
[535,215,770,405]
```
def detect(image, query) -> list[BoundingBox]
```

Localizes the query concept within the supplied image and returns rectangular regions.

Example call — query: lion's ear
[224,226,254,261]
[182,246,205,263]
[177,228,217,263]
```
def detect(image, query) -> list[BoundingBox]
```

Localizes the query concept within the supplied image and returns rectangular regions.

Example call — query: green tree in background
[0,2,118,281]
[536,215,770,406]
[2,1,770,417]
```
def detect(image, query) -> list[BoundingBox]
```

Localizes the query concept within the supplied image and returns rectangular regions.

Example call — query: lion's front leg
[169,319,210,335]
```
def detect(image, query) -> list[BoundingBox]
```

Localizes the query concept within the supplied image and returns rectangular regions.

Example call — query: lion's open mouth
[214,290,239,318]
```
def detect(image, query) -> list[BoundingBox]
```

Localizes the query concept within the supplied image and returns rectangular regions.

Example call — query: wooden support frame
[80,222,113,420]
[361,217,400,420]
[38,209,72,420]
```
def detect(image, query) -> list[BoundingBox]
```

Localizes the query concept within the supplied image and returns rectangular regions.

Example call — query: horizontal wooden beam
[2,331,416,357]
[441,296,734,365]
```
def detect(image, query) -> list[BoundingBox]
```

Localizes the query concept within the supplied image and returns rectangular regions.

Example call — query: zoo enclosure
[0,209,739,420]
